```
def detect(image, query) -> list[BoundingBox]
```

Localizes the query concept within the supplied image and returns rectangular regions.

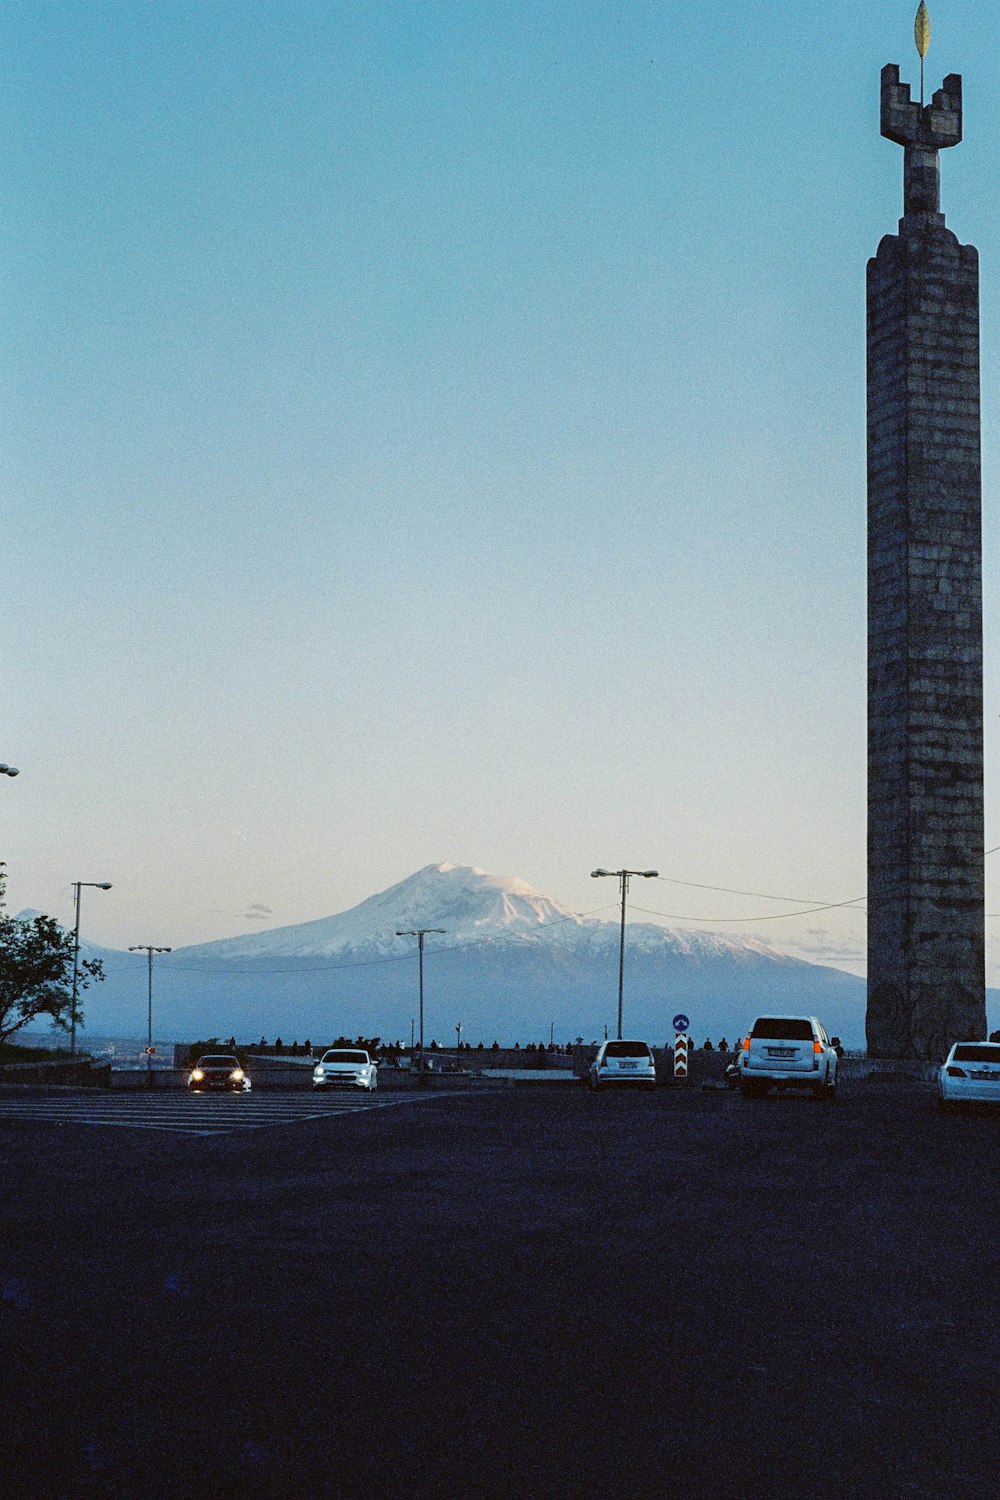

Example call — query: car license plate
[621,1061,637,1070]
[971,1071,1000,1081]
[768,1048,795,1058]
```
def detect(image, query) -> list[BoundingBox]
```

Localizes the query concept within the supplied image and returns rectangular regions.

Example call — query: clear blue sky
[4,2,999,969]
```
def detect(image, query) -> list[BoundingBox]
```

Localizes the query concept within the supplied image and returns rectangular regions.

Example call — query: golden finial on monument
[915,2,930,103]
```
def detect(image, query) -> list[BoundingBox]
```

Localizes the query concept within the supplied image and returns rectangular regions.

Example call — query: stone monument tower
[866,12,986,1058]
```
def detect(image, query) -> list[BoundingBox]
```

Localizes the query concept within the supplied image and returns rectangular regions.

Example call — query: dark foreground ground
[3,1079,1000,1499]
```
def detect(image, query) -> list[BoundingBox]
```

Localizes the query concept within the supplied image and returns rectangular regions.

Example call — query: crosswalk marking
[0,1090,456,1136]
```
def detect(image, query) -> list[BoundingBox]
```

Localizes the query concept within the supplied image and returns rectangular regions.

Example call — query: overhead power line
[641,844,1000,923]
[629,898,867,925]
[653,874,865,906]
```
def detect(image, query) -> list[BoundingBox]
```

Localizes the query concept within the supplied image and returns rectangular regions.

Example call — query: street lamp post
[396,928,445,1067]
[455,1021,462,1070]
[128,945,172,1086]
[590,868,659,1040]
[70,881,113,1056]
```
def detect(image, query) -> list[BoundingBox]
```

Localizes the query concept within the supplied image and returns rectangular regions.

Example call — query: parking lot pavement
[4,1080,1000,1499]
[0,1086,453,1135]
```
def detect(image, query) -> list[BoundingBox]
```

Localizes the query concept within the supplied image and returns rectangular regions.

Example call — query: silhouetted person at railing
[702,1038,714,1051]
[718,1038,729,1052]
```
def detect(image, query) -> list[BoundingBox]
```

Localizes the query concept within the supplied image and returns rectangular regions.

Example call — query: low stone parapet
[111,1068,189,1090]
[840,1057,938,1082]
[0,1058,111,1088]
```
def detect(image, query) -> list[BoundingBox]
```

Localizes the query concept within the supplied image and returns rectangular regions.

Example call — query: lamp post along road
[396,928,446,1064]
[591,868,659,1040]
[70,881,112,1057]
[128,945,172,1085]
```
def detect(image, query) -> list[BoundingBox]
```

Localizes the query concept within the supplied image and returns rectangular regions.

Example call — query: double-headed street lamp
[591,868,659,1040]
[0,763,19,778]
[128,944,172,1085]
[396,928,446,1060]
[70,881,113,1056]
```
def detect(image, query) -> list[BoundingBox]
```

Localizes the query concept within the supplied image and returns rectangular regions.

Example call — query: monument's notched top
[881,66,962,153]
[881,63,962,223]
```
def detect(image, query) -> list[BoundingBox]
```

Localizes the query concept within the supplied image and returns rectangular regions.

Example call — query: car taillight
[946,1066,967,1078]
[813,1040,823,1055]
[742,1037,751,1052]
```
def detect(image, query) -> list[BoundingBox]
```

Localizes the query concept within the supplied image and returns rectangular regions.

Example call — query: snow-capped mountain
[173,863,796,965]
[175,864,587,959]
[74,863,872,1047]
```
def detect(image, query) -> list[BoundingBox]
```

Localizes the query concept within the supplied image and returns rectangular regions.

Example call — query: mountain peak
[411,863,547,898]
[175,862,583,961]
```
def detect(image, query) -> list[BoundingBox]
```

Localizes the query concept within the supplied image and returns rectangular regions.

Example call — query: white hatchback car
[938,1041,1000,1111]
[739,1015,839,1099]
[312,1049,378,1091]
[588,1040,656,1091]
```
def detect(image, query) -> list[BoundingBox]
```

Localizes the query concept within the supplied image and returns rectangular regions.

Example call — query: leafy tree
[0,865,104,1045]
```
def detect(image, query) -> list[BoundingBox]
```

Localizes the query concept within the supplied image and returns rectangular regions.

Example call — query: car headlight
[230,1070,244,1082]
[313,1067,323,1076]
[191,1070,204,1081]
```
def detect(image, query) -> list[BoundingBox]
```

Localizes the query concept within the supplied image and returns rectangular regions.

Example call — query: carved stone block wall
[866,217,985,1058]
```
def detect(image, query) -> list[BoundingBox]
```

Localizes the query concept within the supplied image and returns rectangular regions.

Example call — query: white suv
[312,1049,378,1091]
[588,1040,656,1091]
[738,1015,838,1100]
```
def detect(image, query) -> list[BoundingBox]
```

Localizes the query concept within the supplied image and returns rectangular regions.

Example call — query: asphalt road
[2,1078,1000,1499]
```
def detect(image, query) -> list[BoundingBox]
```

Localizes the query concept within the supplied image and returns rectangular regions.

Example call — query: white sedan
[312,1048,378,1091]
[938,1041,1000,1111]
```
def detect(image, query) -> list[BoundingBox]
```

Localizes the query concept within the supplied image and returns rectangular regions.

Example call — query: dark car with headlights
[187,1055,250,1092]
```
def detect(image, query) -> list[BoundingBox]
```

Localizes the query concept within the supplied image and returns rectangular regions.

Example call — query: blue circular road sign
[672,1014,690,1034]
